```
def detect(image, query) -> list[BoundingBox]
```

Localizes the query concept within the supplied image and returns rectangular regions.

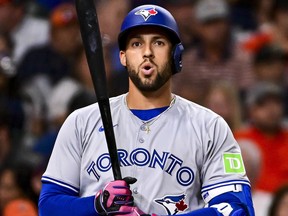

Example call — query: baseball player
[39,4,255,216]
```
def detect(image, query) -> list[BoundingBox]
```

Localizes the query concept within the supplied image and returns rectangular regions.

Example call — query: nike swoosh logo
[99,124,118,132]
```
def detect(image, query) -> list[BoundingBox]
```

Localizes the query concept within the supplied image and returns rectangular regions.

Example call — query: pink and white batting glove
[95,177,137,215]
[115,206,152,216]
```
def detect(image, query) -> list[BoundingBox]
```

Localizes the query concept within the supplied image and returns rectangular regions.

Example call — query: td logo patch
[223,153,245,174]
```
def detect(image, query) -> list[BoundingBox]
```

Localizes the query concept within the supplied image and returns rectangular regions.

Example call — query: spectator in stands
[243,0,288,59]
[228,0,258,33]
[0,0,49,64]
[0,31,13,53]
[131,0,162,8]
[71,49,97,94]
[268,184,288,216]
[234,82,288,195]
[71,47,128,98]
[269,0,288,53]
[71,13,130,97]
[36,0,74,14]
[46,76,93,128]
[32,77,95,161]
[254,44,287,85]
[0,163,38,215]
[0,31,15,99]
[173,0,254,105]
[237,139,272,216]
[0,32,24,151]
[0,112,11,168]
[202,81,242,131]
[163,0,197,49]
[0,51,16,98]
[16,2,81,88]
[29,161,50,205]
[254,0,274,28]
[0,57,21,165]
[252,43,288,118]
[237,139,262,188]
[14,2,82,148]
[96,0,131,79]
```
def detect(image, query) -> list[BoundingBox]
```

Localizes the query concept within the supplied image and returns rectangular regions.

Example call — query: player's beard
[126,59,173,92]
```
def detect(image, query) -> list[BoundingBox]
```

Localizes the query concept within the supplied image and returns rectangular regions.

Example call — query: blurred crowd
[0,0,287,215]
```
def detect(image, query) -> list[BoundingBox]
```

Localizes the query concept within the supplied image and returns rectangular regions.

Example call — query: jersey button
[133,188,138,194]
[139,138,145,143]
[140,125,146,131]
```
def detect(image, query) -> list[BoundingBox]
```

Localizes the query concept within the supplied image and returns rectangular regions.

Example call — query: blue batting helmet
[118,4,184,73]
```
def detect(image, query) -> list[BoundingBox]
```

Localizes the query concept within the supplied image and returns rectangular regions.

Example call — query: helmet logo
[135,7,158,21]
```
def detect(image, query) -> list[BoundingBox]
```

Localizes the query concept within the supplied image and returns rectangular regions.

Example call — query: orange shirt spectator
[3,199,37,216]
[235,126,288,192]
[0,163,38,214]
[234,82,288,193]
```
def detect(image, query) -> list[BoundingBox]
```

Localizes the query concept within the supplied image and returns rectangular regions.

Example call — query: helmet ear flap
[172,43,184,74]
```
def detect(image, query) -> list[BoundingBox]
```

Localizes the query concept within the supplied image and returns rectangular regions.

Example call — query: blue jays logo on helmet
[135,7,158,21]
[154,194,188,215]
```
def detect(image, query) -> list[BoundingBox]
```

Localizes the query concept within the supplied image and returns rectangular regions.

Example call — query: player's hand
[115,206,151,216]
[95,177,137,215]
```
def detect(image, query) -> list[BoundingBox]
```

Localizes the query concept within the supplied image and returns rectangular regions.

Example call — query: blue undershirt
[130,106,169,121]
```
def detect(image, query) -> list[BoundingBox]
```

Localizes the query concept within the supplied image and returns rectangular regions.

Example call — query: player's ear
[119,51,127,67]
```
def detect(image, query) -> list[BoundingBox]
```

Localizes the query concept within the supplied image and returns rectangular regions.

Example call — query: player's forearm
[150,205,246,216]
[175,207,219,216]
[39,194,96,216]
[119,206,220,216]
[39,182,96,216]
[168,205,246,216]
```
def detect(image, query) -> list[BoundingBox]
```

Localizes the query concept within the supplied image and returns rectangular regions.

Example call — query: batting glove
[115,206,152,216]
[95,177,137,215]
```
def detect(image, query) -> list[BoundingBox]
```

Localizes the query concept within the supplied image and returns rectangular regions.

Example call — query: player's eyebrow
[152,35,167,40]
[129,34,168,41]
[129,35,142,40]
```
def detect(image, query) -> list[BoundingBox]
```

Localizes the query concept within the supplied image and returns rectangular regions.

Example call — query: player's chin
[142,77,157,86]
[139,81,163,92]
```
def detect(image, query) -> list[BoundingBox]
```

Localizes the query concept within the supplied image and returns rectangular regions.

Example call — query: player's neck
[126,83,173,110]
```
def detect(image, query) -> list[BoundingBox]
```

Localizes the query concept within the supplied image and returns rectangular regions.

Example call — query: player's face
[120,27,173,92]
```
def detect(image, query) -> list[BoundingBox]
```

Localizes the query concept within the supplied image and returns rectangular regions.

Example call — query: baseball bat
[75,0,122,180]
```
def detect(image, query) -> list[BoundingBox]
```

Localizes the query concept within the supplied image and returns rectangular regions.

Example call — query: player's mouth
[141,62,155,76]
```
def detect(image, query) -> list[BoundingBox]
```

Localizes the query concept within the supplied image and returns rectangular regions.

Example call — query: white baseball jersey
[42,94,249,214]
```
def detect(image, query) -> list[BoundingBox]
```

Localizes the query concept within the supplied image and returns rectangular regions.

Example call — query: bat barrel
[75,0,107,100]
[75,0,122,180]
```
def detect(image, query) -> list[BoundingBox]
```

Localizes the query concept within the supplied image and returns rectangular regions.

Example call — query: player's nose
[143,43,154,59]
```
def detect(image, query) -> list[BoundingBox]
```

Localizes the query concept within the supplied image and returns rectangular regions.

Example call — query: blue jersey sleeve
[207,184,254,216]
[38,182,97,216]
[161,184,254,216]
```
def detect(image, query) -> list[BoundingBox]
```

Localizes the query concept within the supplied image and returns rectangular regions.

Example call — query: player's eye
[131,41,142,47]
[154,40,165,46]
